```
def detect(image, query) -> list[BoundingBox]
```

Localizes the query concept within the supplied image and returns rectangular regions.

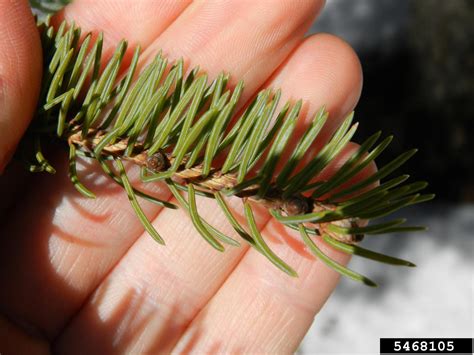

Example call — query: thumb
[0,0,42,173]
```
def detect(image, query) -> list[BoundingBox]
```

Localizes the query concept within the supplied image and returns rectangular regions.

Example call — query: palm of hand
[0,0,366,353]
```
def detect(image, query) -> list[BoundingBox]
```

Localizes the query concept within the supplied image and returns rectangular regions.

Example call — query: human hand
[0,0,369,353]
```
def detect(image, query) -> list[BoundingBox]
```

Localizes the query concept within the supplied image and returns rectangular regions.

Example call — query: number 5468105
[393,340,455,352]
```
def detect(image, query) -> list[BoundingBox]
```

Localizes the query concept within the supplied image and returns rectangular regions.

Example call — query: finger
[172,35,367,353]
[54,29,364,353]
[0,0,191,340]
[141,0,323,98]
[0,0,41,173]
[271,34,363,138]
[270,33,364,180]
[53,0,191,61]
[240,33,364,193]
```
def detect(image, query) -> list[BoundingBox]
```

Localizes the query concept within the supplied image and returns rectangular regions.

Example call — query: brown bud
[146,151,169,172]
[283,196,311,216]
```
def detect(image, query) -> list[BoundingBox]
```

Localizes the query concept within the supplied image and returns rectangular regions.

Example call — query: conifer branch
[17,18,435,286]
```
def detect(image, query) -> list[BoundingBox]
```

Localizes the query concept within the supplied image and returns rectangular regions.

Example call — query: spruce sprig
[19,19,434,287]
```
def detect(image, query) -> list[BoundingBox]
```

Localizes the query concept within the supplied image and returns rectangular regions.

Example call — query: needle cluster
[19,19,434,286]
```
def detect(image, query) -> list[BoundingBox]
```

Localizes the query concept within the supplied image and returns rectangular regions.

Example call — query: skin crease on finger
[52,34,365,353]
[0,0,331,348]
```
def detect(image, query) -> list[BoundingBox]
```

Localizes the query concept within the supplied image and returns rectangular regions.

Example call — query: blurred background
[302,0,473,353]
[30,0,473,353]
